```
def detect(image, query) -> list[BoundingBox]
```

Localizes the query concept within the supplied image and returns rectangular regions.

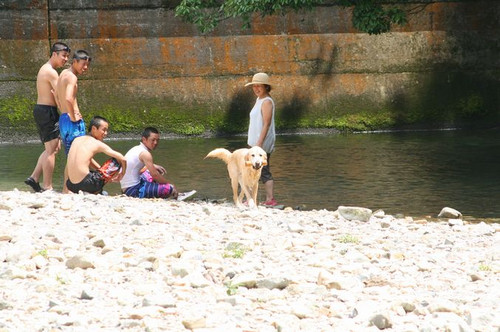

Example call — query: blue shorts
[59,113,86,155]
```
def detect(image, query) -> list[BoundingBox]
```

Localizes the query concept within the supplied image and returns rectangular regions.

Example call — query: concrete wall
[0,0,498,134]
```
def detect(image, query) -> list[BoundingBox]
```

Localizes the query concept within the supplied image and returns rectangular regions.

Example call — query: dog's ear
[245,153,252,166]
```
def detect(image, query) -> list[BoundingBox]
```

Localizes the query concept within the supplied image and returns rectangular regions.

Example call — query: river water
[1,129,499,219]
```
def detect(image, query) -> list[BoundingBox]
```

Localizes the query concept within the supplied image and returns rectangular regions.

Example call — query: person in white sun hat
[245,72,277,207]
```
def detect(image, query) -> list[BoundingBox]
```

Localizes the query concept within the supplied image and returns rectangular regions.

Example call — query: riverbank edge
[0,126,474,145]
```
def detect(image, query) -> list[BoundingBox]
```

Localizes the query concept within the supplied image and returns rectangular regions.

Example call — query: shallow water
[1,129,499,219]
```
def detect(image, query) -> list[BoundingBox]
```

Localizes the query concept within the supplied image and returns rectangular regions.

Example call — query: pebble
[0,190,498,331]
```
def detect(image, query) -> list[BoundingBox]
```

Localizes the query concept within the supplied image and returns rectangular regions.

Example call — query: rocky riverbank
[0,190,498,331]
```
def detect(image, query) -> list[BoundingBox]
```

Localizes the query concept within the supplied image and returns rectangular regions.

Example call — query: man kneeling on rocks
[66,116,127,194]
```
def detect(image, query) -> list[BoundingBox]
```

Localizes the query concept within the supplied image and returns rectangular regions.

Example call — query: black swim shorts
[67,171,105,194]
[33,104,60,143]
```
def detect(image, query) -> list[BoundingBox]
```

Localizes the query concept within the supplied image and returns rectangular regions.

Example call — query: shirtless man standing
[66,116,127,194]
[55,49,91,193]
[56,49,91,154]
[25,42,70,192]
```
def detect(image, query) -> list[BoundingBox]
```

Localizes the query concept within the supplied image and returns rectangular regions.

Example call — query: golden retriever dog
[205,146,267,209]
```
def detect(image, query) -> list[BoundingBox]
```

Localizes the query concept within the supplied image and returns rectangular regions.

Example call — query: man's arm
[98,142,127,182]
[62,75,81,121]
[140,150,169,183]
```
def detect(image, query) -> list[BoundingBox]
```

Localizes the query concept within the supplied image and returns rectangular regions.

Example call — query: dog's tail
[204,148,232,164]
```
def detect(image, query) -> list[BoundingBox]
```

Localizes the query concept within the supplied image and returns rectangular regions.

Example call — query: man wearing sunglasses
[55,49,92,193]
[25,42,71,193]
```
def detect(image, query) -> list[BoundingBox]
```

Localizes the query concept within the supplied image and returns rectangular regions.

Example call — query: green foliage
[338,234,359,244]
[0,96,36,131]
[348,0,407,35]
[175,0,409,34]
[478,263,491,272]
[313,111,397,132]
[457,94,485,118]
[37,249,48,258]
[223,242,249,259]
[225,281,240,295]
[175,0,322,33]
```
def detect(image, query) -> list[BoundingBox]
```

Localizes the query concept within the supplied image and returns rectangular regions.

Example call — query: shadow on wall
[391,68,499,129]
[278,91,311,129]
[219,88,255,134]
[390,4,499,129]
[277,43,339,129]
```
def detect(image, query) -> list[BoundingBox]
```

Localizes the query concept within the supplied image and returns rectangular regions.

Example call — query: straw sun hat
[245,72,271,87]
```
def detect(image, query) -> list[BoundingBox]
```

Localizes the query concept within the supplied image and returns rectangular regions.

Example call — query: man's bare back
[56,68,81,121]
[67,135,100,183]
[66,117,126,185]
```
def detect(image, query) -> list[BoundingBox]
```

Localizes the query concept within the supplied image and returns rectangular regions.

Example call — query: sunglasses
[74,55,92,62]
[55,46,71,53]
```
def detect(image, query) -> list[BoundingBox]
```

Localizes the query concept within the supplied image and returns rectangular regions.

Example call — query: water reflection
[1,130,499,218]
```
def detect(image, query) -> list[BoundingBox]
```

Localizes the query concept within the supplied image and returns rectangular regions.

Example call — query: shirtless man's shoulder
[36,62,59,105]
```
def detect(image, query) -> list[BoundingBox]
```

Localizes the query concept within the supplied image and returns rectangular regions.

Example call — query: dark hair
[73,49,91,62]
[51,42,70,54]
[142,127,159,139]
[265,84,272,93]
[88,116,108,132]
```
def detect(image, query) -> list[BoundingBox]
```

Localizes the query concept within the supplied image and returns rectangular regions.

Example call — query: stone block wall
[0,0,498,134]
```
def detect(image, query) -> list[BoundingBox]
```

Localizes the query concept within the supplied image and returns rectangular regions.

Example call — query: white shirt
[247,96,275,153]
[120,142,148,189]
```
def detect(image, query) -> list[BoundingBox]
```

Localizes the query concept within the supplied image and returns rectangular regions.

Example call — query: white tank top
[120,142,148,189]
[247,96,276,153]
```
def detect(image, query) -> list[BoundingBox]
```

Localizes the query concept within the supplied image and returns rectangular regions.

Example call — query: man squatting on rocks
[66,116,126,194]
[120,127,179,199]
[55,49,92,193]
[25,42,70,192]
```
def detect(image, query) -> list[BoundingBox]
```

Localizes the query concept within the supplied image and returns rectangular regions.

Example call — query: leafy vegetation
[223,242,249,258]
[175,0,414,35]
[343,0,407,35]
[0,96,36,130]
[478,263,491,272]
[225,281,240,295]
[338,234,360,244]
[175,0,321,33]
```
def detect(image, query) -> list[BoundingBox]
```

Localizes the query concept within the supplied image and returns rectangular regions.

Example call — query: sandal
[24,177,43,192]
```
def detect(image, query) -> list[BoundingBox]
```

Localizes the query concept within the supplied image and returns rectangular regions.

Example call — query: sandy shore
[0,189,498,331]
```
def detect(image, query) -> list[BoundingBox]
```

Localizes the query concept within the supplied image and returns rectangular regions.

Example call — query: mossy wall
[0,1,498,136]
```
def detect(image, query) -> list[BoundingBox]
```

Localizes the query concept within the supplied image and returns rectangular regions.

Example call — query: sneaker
[177,190,197,201]
[260,198,277,207]
[25,177,43,193]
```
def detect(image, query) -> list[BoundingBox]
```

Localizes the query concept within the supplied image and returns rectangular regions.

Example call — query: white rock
[256,277,290,290]
[65,255,95,269]
[338,206,373,222]
[438,207,462,219]
[428,299,460,314]
[370,313,392,329]
[182,317,206,329]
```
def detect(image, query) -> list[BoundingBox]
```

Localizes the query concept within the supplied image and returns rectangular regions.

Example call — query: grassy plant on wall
[0,96,36,132]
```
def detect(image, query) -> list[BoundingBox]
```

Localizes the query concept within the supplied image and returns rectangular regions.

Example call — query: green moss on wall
[0,69,498,139]
[0,96,37,132]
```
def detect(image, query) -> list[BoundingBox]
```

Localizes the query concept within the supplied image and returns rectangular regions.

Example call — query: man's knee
[44,138,60,154]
